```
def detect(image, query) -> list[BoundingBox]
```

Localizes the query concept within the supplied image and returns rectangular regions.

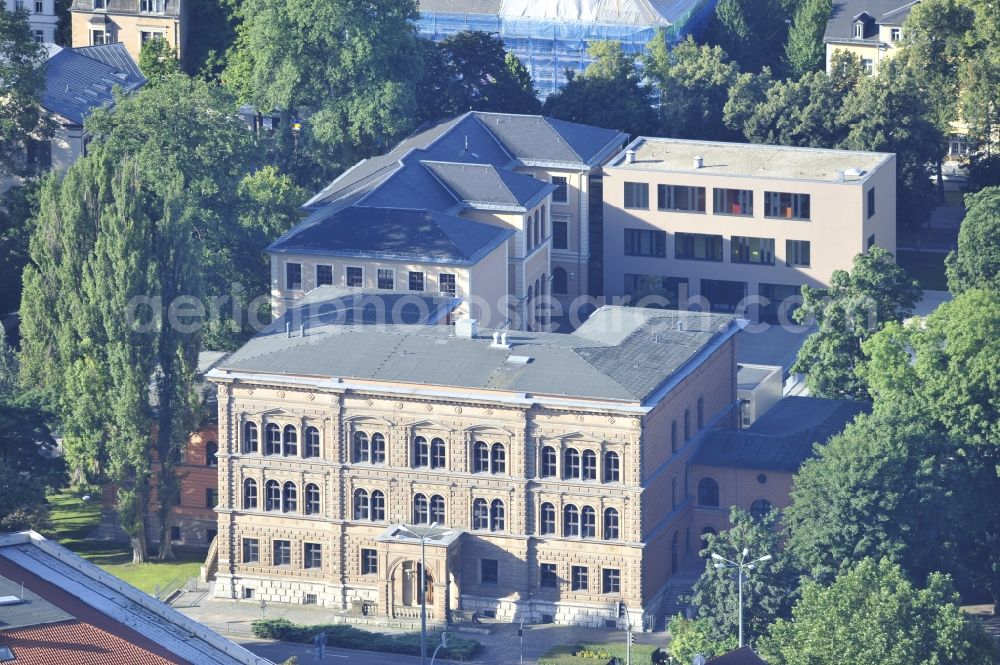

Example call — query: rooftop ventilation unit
[693,155,704,169]
[455,317,478,339]
[844,167,866,178]
[506,355,532,365]
[625,149,636,164]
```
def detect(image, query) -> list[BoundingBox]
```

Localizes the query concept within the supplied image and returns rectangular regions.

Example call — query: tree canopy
[137,36,181,83]
[784,0,833,77]
[0,8,48,176]
[945,187,1000,293]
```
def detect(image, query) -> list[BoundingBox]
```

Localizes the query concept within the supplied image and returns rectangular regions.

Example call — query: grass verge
[538,642,664,665]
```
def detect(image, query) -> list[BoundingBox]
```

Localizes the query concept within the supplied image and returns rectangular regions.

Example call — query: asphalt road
[241,640,427,664]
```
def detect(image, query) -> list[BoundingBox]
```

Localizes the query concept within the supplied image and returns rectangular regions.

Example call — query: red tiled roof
[0,619,176,665]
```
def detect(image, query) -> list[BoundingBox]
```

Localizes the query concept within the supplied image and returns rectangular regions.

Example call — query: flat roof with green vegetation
[539,642,664,665]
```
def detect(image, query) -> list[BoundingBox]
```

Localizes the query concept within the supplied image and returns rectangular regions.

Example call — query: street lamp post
[399,522,452,665]
[711,548,772,648]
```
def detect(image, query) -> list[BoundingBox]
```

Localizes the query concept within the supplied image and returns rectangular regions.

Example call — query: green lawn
[897,249,949,291]
[45,491,203,595]
[539,642,663,665]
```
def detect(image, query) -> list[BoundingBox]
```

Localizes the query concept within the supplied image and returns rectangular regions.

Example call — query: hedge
[538,642,666,665]
[251,618,481,660]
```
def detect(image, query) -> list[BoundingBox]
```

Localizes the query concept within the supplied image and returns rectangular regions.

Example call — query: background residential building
[823,0,918,75]
[69,0,186,63]
[601,137,896,320]
[2,0,58,43]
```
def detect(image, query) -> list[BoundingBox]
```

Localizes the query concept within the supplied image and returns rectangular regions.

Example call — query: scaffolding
[417,0,718,96]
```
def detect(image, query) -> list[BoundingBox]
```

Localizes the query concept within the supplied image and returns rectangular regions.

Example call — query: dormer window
[890,27,901,41]
[93,0,105,8]
[854,21,865,38]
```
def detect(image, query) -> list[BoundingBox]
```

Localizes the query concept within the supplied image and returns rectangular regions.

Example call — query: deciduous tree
[0,8,48,176]
[137,36,181,83]
[784,0,833,76]
[945,186,1000,293]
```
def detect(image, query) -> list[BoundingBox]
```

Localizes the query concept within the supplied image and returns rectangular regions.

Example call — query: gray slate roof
[217,307,738,404]
[423,161,555,209]
[42,44,146,125]
[269,206,513,265]
[691,397,871,471]
[824,0,918,43]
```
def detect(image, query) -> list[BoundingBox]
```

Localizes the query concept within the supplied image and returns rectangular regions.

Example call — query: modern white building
[2,0,59,43]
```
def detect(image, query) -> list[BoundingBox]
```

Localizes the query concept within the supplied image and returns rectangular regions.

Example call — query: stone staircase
[656,559,705,631]
[200,534,219,583]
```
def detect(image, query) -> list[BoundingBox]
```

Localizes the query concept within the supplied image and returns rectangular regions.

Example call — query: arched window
[264,423,280,456]
[582,450,597,480]
[371,433,386,464]
[541,205,546,237]
[371,490,386,521]
[353,489,369,520]
[540,446,557,477]
[304,427,320,458]
[671,420,678,454]
[472,498,489,530]
[563,504,580,537]
[540,502,556,535]
[431,438,446,469]
[698,478,719,507]
[353,431,369,463]
[604,451,620,482]
[413,436,429,467]
[413,493,429,524]
[603,508,620,540]
[684,410,691,441]
[697,397,705,429]
[534,209,541,247]
[242,478,257,509]
[282,481,297,512]
[491,442,506,474]
[552,267,568,295]
[243,422,258,454]
[264,480,280,511]
[305,483,320,515]
[750,499,774,521]
[473,441,489,473]
[490,499,505,531]
[430,495,446,524]
[282,425,298,456]
[672,476,678,509]
[564,448,580,479]
[581,506,596,538]
[205,441,218,467]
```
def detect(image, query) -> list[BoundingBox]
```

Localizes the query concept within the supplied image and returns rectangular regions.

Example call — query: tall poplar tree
[784,0,833,76]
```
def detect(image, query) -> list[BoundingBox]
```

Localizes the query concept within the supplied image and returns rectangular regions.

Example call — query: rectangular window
[551,176,569,204]
[34,0,43,13]
[890,27,901,41]
[571,565,588,592]
[786,240,811,267]
[361,548,378,575]
[867,188,876,218]
[93,0,104,7]
[91,29,107,45]
[34,29,44,43]
[242,587,254,599]
[205,488,218,509]
[481,559,499,584]
[868,233,876,249]
[602,568,621,594]
[657,184,706,212]
[759,283,802,324]
[862,58,874,75]
[624,182,649,209]
[624,228,667,257]
[408,271,424,292]
[170,526,181,541]
[242,538,259,564]
[675,232,723,262]
[377,268,394,290]
[701,279,748,314]
[140,0,164,11]
[552,220,568,250]
[346,266,363,288]
[304,543,322,570]
[764,191,810,220]
[713,188,754,216]
[731,236,775,265]
[316,264,333,286]
[285,262,302,290]
[540,563,558,588]
[273,540,291,567]
[439,273,456,297]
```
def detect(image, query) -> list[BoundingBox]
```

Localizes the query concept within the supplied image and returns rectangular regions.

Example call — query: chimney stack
[625,150,636,164]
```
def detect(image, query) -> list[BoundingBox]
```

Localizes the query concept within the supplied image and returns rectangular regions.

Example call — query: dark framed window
[430,438,446,469]
[698,397,704,429]
[786,240,811,267]
[439,273,456,296]
[408,271,424,291]
[361,548,378,575]
[430,495,446,524]
[563,505,580,537]
[353,431,369,463]
[581,506,596,538]
[624,228,667,257]
[316,264,333,286]
[264,423,280,455]
[282,482,297,512]
[371,433,386,464]
[604,451,620,482]
[658,184,706,212]
[304,543,322,569]
[282,425,297,456]
[564,448,580,479]
[285,262,302,290]
[540,502,556,535]
[551,176,569,203]
[671,420,678,453]
[624,182,649,209]
[713,188,754,216]
[675,233,723,262]
[540,563,558,588]
[571,565,588,591]
[473,441,489,473]
[205,488,218,509]
[698,477,720,507]
[242,538,259,563]
[413,436,429,467]
[602,568,621,594]
[552,267,568,294]
[265,480,280,511]
[305,483,320,515]
[273,540,291,566]
[377,268,394,290]
[764,191,810,220]
[371,490,386,521]
[603,508,620,540]
[490,499,505,531]
[867,188,876,218]
[751,498,774,521]
[346,266,363,287]
[413,494,429,524]
[540,446,557,477]
[582,450,597,481]
[243,479,258,509]
[205,441,218,467]
[243,422,258,453]
[491,443,506,474]
[552,221,568,250]
[481,558,499,584]
[304,427,320,458]
[473,498,489,530]
[731,236,775,265]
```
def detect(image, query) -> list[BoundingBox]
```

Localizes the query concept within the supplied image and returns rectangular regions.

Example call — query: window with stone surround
[371,433,386,464]
[564,449,580,479]
[282,482,297,512]
[540,563,558,588]
[540,446,557,477]
[265,480,280,511]
[282,425,298,456]
[671,420,678,453]
[473,441,489,473]
[563,505,580,537]
[540,502,556,535]
[490,499,505,531]
[430,495,446,524]
[430,438,446,469]
[354,432,370,463]
[305,483,320,515]
[481,559,499,584]
[354,489,370,520]
[304,427,320,458]
[603,508,620,540]
[205,441,218,467]
[304,543,322,569]
[413,436,429,467]
[316,264,333,286]
[581,506,596,538]
[491,443,506,474]
[243,479,258,509]
[285,262,302,290]
[377,268,395,290]
[439,273,456,297]
[346,266,363,287]
[582,450,597,480]
[571,565,588,591]
[371,490,386,521]
[361,548,378,575]
[602,568,621,594]
[264,423,280,455]
[473,498,489,530]
[698,477,719,507]
[205,488,218,508]
[604,452,620,482]
[242,538,259,564]
[273,540,291,567]
[243,422,258,453]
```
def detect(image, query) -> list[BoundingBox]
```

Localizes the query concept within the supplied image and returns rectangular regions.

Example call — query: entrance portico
[375,525,464,622]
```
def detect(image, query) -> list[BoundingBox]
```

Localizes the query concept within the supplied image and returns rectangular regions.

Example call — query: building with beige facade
[275,112,628,329]
[3,0,58,43]
[823,0,916,75]
[601,138,896,321]
[205,306,745,628]
[69,0,186,63]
